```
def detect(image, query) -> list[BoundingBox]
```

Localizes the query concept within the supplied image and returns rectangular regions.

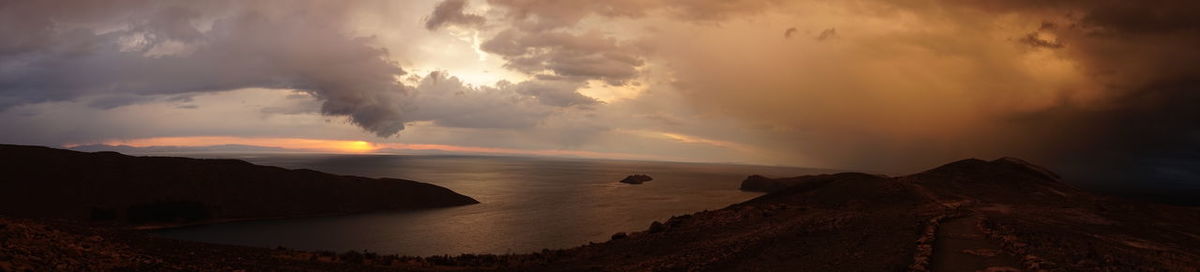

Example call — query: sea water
[153,154,828,256]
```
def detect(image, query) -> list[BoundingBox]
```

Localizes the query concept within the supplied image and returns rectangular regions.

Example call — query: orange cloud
[622,130,755,152]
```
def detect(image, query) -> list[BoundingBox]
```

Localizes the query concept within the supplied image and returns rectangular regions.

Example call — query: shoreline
[4,158,1200,271]
[132,204,477,231]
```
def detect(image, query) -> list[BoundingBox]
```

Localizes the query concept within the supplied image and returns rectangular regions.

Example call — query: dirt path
[930,216,1023,272]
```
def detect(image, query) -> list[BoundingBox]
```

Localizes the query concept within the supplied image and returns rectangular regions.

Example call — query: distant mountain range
[69,144,299,154]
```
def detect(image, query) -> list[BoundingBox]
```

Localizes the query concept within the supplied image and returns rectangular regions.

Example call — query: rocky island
[619,174,654,184]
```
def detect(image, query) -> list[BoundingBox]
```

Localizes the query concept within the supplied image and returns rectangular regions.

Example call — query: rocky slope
[738,172,883,192]
[0,144,478,226]
[2,157,1198,271]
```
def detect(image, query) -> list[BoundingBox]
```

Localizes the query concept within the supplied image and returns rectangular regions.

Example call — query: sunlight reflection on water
[153,154,829,256]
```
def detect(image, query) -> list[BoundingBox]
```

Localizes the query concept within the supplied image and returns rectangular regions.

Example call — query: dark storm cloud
[405,72,589,129]
[86,94,158,110]
[444,0,785,117]
[480,29,644,85]
[422,1,648,111]
[966,0,1200,183]
[941,0,1200,34]
[0,0,412,137]
[484,0,782,28]
[665,0,778,21]
[485,0,652,31]
[476,0,786,86]
[845,0,1200,183]
[425,0,485,30]
[623,0,1200,187]
[1017,32,1063,49]
[510,80,598,107]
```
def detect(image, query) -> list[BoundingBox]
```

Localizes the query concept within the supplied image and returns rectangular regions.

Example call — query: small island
[619,174,654,184]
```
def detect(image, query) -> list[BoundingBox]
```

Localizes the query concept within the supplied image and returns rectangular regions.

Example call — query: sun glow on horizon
[64,136,665,161]
[67,137,381,154]
[341,141,377,153]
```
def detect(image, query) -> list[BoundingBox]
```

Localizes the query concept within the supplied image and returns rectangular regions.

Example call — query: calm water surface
[153,154,828,256]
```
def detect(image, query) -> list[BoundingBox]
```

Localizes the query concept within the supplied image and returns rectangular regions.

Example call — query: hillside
[531,157,1200,271]
[1,156,1198,271]
[0,144,477,226]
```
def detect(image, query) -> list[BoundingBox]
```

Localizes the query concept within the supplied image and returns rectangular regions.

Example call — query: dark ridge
[739,172,883,193]
[898,157,1080,206]
[992,157,1061,180]
[0,144,478,226]
[917,157,1063,183]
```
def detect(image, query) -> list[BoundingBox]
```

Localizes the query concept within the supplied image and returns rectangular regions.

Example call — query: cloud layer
[2,0,1198,189]
[0,0,412,136]
[471,0,1200,183]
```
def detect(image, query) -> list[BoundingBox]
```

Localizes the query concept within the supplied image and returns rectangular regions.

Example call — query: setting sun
[339,141,377,153]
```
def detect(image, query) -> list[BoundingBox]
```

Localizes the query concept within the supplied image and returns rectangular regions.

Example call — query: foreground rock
[619,174,653,184]
[0,144,478,227]
[538,158,1200,271]
[3,157,1199,271]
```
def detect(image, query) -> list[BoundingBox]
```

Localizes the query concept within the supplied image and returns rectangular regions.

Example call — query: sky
[1,0,1198,185]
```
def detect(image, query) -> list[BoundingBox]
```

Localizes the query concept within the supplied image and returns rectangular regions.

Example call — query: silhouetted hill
[68,144,296,154]
[0,144,477,226]
[738,172,883,192]
[2,157,1198,271]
